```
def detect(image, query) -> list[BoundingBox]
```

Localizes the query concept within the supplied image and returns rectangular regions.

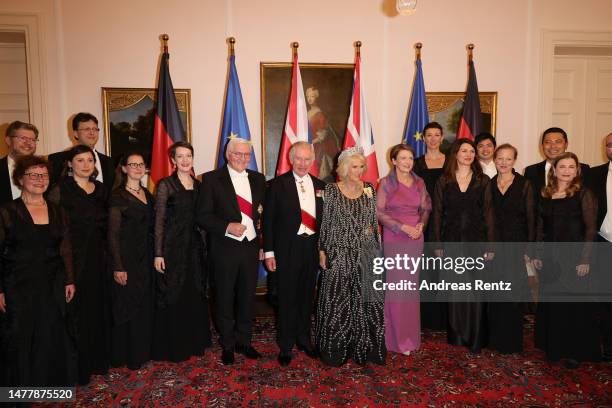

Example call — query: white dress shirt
[599,161,612,242]
[265,172,317,259]
[479,160,497,179]
[93,150,103,182]
[7,156,20,200]
[544,161,552,186]
[225,165,256,242]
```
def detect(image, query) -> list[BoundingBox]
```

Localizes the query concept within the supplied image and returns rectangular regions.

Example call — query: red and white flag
[276,51,317,176]
[342,54,379,186]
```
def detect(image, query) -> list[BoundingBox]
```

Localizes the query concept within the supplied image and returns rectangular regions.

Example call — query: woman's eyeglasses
[24,172,49,180]
[126,163,146,169]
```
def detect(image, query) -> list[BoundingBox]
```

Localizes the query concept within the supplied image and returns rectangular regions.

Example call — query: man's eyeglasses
[126,163,146,169]
[24,172,49,180]
[13,135,39,144]
[78,127,100,133]
[230,152,251,159]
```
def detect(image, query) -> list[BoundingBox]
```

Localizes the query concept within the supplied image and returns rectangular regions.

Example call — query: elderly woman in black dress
[108,151,155,370]
[0,156,75,386]
[152,141,211,362]
[487,144,535,354]
[47,145,111,384]
[316,147,385,366]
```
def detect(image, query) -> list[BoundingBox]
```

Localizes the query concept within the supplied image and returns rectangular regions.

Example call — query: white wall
[1,0,612,173]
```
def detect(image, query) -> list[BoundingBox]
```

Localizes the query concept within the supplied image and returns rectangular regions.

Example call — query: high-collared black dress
[152,173,211,362]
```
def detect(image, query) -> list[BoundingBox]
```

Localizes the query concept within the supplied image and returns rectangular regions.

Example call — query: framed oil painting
[101,87,192,167]
[261,62,354,182]
[426,91,497,152]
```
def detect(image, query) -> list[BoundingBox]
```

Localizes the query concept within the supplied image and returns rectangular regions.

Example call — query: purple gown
[377,173,431,353]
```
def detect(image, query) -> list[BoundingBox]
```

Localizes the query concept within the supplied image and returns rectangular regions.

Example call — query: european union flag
[403,58,429,157]
[217,54,257,170]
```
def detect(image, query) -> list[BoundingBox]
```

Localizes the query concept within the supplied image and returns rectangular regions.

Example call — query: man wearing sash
[196,137,266,365]
[264,142,325,366]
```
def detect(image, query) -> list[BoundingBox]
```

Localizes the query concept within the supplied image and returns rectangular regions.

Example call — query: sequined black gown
[315,183,386,366]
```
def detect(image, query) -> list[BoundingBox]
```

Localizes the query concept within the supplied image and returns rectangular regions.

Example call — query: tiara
[338,146,364,163]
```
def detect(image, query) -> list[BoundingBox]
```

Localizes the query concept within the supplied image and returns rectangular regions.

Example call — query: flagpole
[160,33,169,53]
[467,43,474,62]
[292,41,299,57]
[415,42,422,60]
[354,40,361,58]
[228,36,235,56]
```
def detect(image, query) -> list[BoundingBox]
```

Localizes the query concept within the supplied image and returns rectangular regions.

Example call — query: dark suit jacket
[524,160,591,199]
[0,156,13,206]
[196,165,266,249]
[263,171,325,262]
[48,149,114,188]
[590,162,610,230]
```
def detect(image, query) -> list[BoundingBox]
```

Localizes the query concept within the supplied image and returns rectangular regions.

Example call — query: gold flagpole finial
[291,42,299,58]
[228,37,235,56]
[160,34,169,53]
[415,42,422,59]
[354,41,362,58]
[467,43,474,61]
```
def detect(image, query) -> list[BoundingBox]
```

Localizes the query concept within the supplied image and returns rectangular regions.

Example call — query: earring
[68,167,73,177]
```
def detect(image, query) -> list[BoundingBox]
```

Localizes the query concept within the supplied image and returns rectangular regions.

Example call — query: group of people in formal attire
[0,113,610,388]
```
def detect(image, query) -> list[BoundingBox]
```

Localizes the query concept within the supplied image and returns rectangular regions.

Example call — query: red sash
[236,194,253,219]
[301,209,317,232]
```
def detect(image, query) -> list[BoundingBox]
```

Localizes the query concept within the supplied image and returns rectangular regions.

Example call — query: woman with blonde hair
[316,147,385,366]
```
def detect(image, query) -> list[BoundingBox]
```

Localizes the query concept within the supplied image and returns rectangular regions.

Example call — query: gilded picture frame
[260,62,354,182]
[426,91,497,151]
[101,87,192,166]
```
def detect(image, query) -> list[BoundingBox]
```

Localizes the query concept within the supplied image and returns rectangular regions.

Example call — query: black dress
[413,156,447,330]
[152,174,211,362]
[315,183,386,366]
[47,178,111,384]
[535,189,600,362]
[431,174,495,353]
[488,172,535,354]
[108,188,155,369]
[0,199,76,386]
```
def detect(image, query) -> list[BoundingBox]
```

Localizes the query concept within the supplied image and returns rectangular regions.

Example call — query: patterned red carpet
[61,317,610,406]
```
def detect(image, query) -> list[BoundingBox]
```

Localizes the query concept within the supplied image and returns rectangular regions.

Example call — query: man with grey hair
[196,137,266,365]
[264,141,326,366]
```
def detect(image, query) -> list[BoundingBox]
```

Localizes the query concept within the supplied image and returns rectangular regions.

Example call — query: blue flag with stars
[217,54,257,170]
[403,58,429,157]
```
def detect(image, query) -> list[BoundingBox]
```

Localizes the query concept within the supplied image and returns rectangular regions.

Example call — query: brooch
[363,186,373,198]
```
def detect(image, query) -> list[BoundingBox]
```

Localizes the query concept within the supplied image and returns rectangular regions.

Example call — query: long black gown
[413,156,447,330]
[47,178,111,384]
[0,199,76,386]
[535,188,600,362]
[488,172,535,354]
[315,183,386,366]
[431,174,495,353]
[152,174,211,362]
[108,188,155,369]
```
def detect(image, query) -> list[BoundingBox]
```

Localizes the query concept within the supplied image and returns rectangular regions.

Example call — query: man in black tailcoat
[196,137,266,365]
[264,141,325,366]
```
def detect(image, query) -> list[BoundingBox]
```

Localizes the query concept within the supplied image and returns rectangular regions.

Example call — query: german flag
[150,46,185,186]
[456,58,482,141]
